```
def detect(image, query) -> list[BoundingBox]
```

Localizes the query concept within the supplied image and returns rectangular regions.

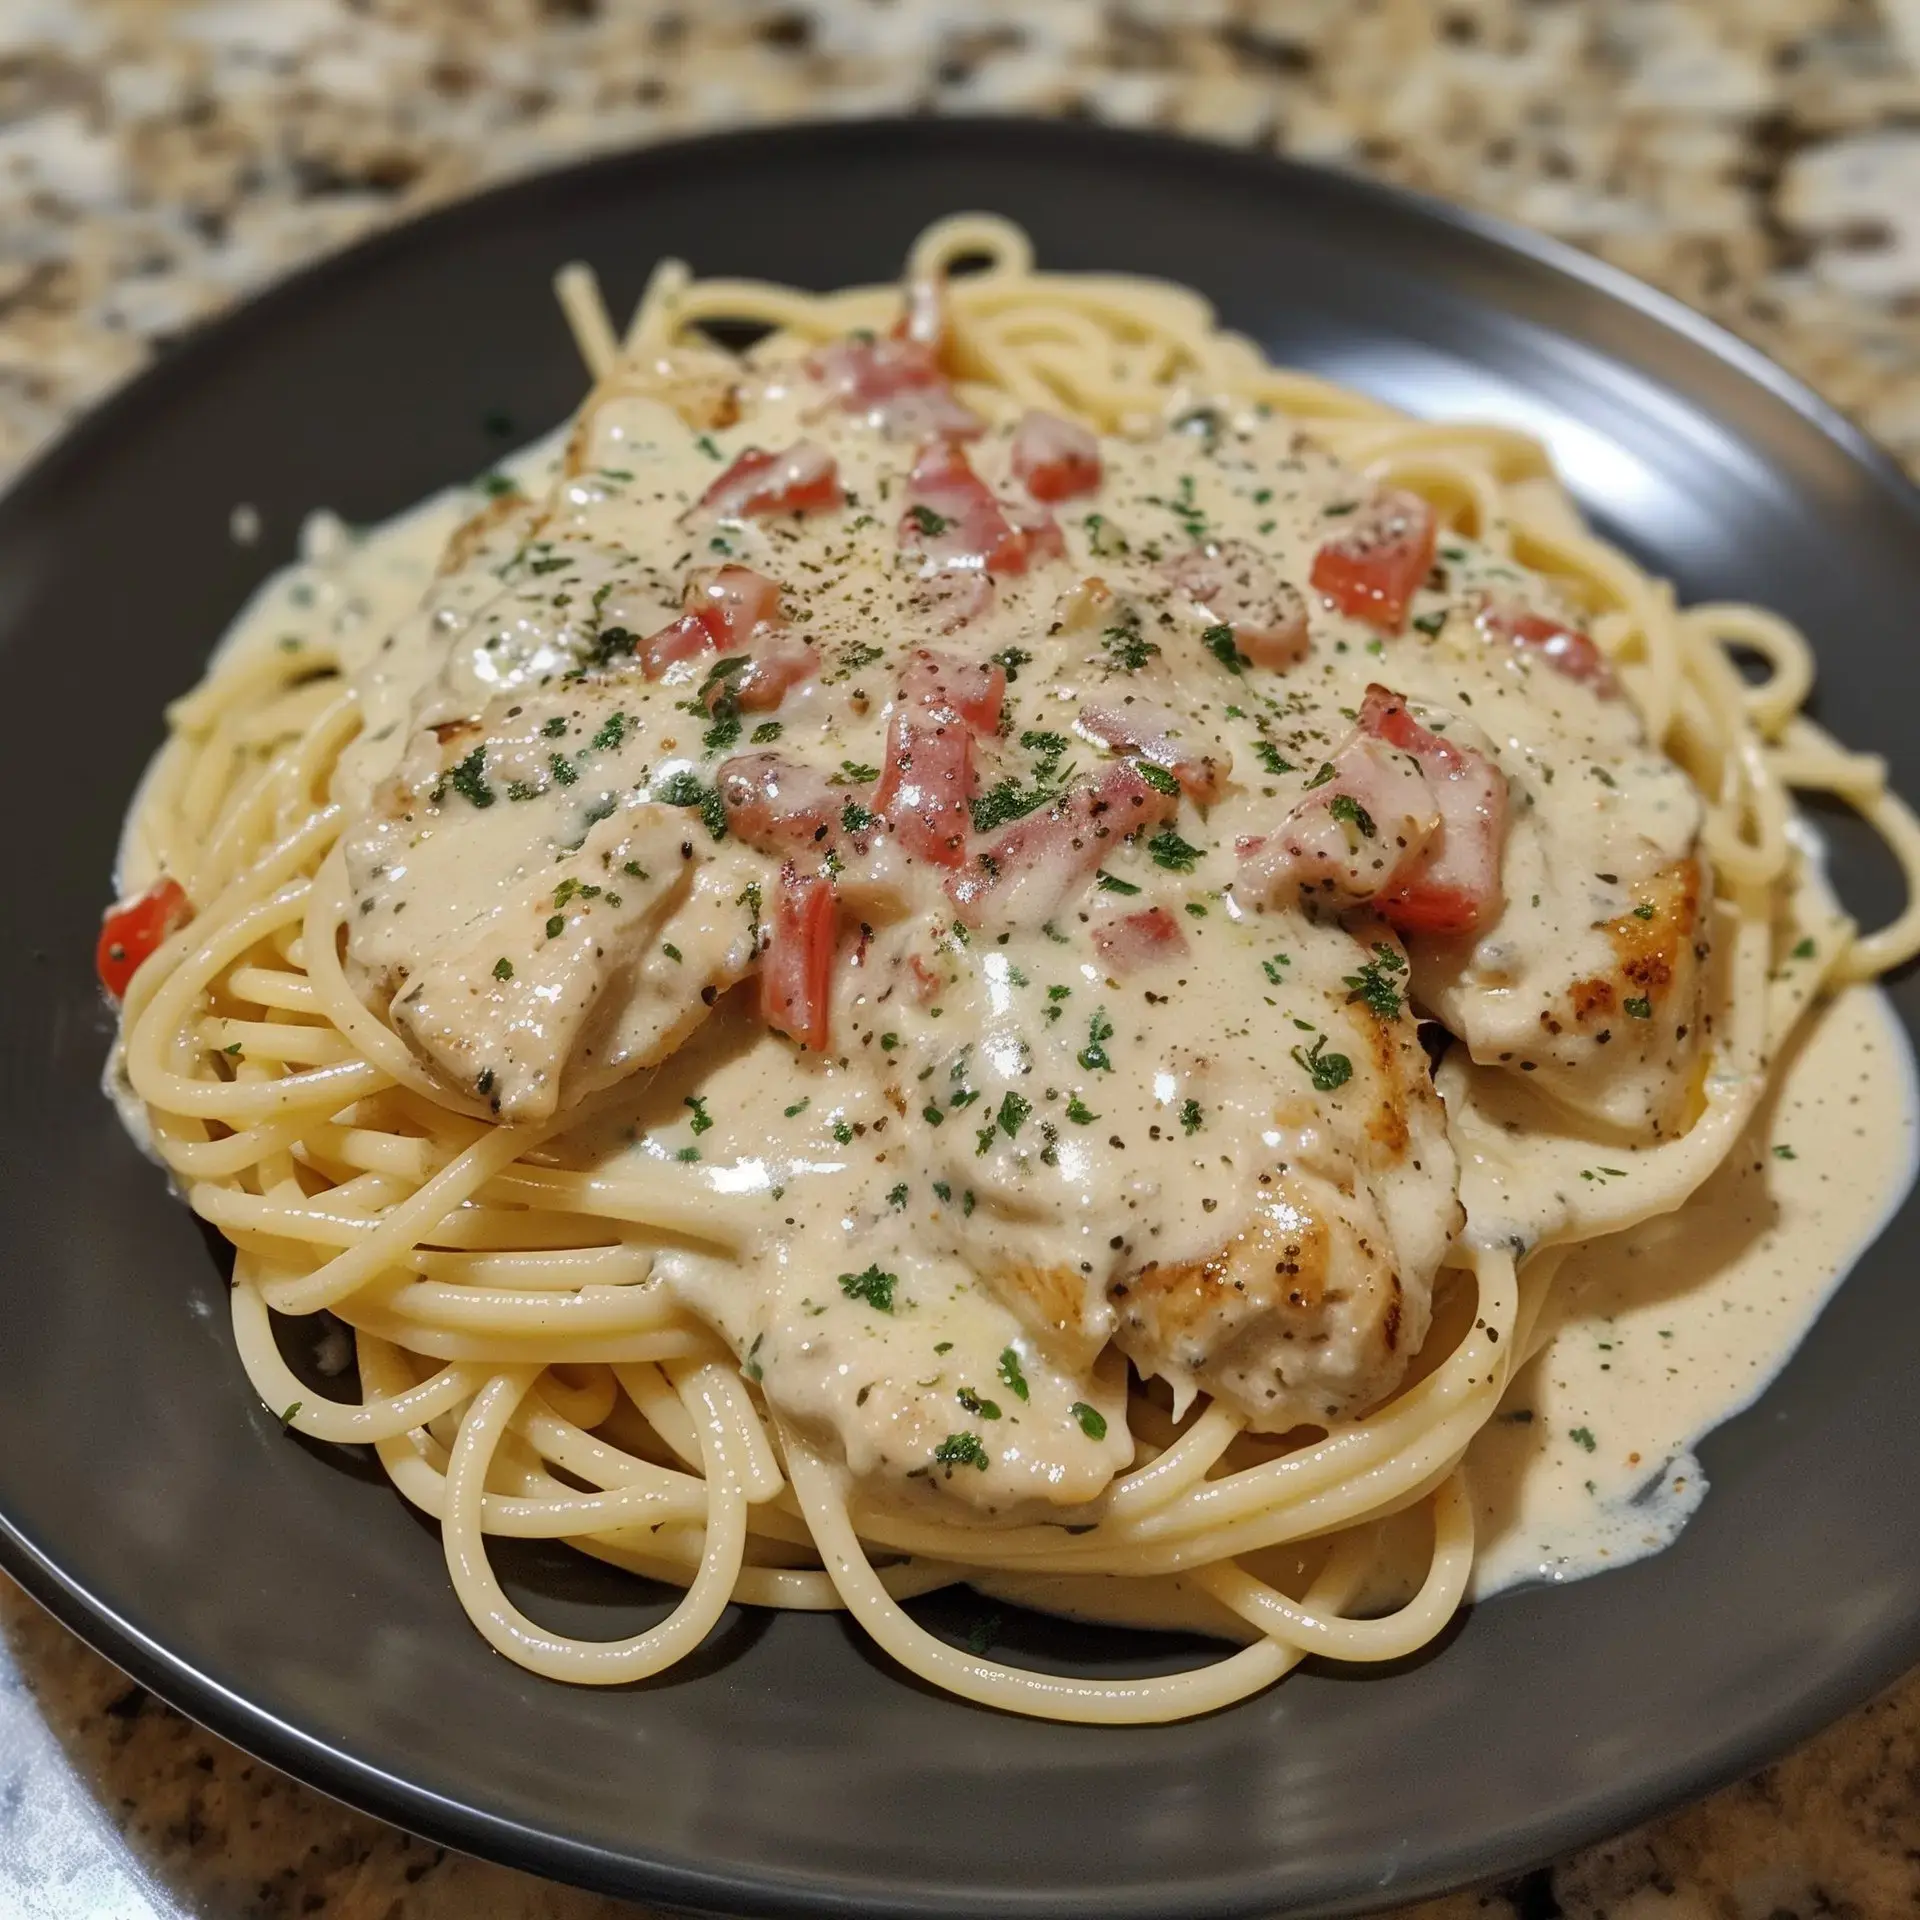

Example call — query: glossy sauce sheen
[157,348,1917,1572]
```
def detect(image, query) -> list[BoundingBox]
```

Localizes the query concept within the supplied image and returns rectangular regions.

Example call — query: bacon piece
[877,649,1006,868]
[97,876,191,1000]
[708,633,820,713]
[899,439,1063,578]
[715,754,845,856]
[1163,542,1310,669]
[948,761,1178,924]
[1309,489,1437,634]
[761,863,836,1051]
[640,612,716,678]
[1091,906,1189,971]
[1011,410,1103,502]
[1359,684,1508,936]
[876,713,975,868]
[694,442,841,520]
[1238,739,1440,907]
[913,570,996,632]
[641,565,784,679]
[899,647,1006,733]
[805,335,983,442]
[1476,597,1616,695]
[1078,700,1229,804]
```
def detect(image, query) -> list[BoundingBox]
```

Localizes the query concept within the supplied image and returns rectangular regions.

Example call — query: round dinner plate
[4,117,1919,1919]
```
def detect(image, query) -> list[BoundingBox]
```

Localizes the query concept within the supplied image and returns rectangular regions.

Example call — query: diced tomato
[695,443,841,520]
[760,863,837,1051]
[97,876,191,1000]
[1091,906,1189,971]
[805,335,983,441]
[641,565,786,680]
[1011,410,1103,502]
[1476,597,1616,695]
[1309,489,1437,634]
[876,712,975,867]
[715,753,846,856]
[1359,684,1508,936]
[899,440,1061,578]
[1163,541,1310,669]
[948,761,1178,924]
[1078,700,1228,803]
[898,647,1006,734]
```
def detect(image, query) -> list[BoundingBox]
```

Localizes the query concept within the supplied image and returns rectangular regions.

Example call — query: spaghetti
[101,215,1920,1723]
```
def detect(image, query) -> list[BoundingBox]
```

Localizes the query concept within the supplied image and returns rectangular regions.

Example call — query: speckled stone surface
[6,2,1920,1915]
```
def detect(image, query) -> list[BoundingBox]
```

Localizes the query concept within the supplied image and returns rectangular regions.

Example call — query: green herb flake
[492,956,514,981]
[1179,1098,1203,1135]
[684,1095,713,1135]
[958,1386,1002,1420]
[839,1264,898,1313]
[1569,1426,1597,1453]
[1292,1032,1353,1092]
[1201,623,1246,674]
[1095,870,1141,895]
[1328,792,1376,839]
[1148,828,1202,873]
[933,1432,990,1474]
[1077,1009,1115,1074]
[998,1348,1030,1402]
[1070,1402,1108,1441]
[1624,995,1653,1019]
[997,1090,1031,1139]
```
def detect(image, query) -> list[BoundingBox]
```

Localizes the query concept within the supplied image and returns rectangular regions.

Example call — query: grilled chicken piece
[1109,1167,1419,1431]
[341,684,761,1121]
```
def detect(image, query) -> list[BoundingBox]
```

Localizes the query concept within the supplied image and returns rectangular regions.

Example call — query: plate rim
[6,112,1920,1919]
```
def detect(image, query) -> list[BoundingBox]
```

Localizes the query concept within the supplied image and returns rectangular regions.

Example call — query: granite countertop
[5,1,1920,1914]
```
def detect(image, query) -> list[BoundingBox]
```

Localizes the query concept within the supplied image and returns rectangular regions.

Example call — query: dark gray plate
[3,118,1917,1919]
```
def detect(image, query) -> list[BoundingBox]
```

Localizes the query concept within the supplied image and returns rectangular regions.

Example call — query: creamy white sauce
[124,351,1919,1587]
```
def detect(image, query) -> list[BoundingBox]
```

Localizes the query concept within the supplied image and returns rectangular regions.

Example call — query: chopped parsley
[684,1095,712,1135]
[1179,1098,1203,1135]
[933,1432,990,1474]
[990,645,1033,683]
[997,1091,1031,1138]
[1773,1143,1797,1160]
[1292,1032,1353,1092]
[1070,1402,1108,1441]
[1137,761,1182,797]
[492,956,514,981]
[998,1348,1030,1402]
[1254,741,1294,776]
[905,503,950,537]
[1328,792,1376,839]
[1791,935,1816,959]
[957,1386,1002,1420]
[545,914,565,939]
[838,1264,898,1313]
[887,1182,910,1209]
[1201,623,1246,674]
[444,746,494,809]
[1101,618,1158,672]
[970,777,1056,834]
[1344,945,1406,1020]
[653,770,729,840]
[1148,828,1202,873]
[1095,870,1141,895]
[1624,995,1653,1020]
[840,758,881,784]
[1077,1009,1115,1074]
[1569,1426,1597,1453]
[1065,1094,1099,1124]
[1304,761,1336,790]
